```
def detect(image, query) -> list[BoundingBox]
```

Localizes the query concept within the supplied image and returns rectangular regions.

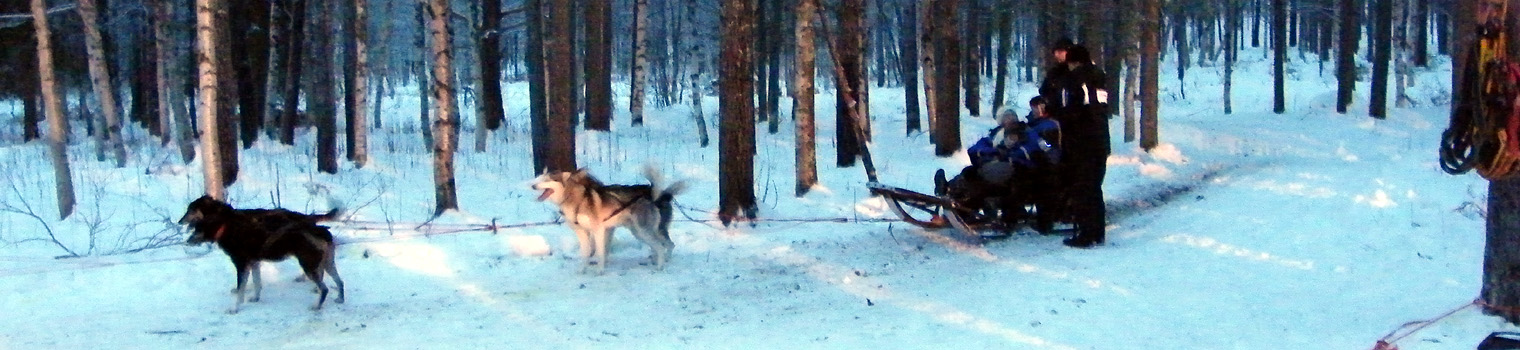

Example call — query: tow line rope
[0,208,905,277]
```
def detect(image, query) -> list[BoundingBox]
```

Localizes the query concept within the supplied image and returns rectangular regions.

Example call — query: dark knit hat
[1051,38,1074,53]
[1066,45,1091,64]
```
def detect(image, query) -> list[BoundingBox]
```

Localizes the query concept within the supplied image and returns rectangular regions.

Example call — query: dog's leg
[248,261,262,302]
[652,229,673,271]
[592,227,610,274]
[300,255,329,311]
[230,259,250,314]
[324,245,346,304]
[575,227,594,274]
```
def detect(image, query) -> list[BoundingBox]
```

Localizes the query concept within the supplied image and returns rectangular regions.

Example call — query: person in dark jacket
[1038,38,1075,115]
[1043,43,1111,248]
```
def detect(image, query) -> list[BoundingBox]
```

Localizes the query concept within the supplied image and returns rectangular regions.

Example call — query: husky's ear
[571,168,590,179]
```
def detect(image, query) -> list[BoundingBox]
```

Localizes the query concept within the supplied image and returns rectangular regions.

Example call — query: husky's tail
[308,198,347,222]
[642,166,689,232]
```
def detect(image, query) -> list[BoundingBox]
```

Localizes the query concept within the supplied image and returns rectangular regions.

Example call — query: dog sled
[867,172,1011,239]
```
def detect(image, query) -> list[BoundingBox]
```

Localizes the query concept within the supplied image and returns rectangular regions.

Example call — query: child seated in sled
[937,98,1063,228]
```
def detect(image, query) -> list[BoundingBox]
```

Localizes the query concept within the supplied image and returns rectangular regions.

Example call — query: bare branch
[0,3,77,29]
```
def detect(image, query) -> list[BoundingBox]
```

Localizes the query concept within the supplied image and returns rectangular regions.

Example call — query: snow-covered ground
[0,55,1512,349]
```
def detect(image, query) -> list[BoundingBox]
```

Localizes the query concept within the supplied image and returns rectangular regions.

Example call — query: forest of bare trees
[0,0,1464,229]
[7,0,1516,327]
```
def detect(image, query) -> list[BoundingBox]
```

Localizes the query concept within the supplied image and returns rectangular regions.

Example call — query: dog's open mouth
[536,188,554,201]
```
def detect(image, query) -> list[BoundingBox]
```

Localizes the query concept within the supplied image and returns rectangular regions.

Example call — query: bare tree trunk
[630,0,649,126]
[834,0,867,167]
[153,0,179,154]
[719,0,757,225]
[33,0,77,218]
[1124,44,1139,143]
[240,0,272,149]
[899,0,921,135]
[527,0,549,173]
[1414,0,1428,66]
[932,0,962,157]
[794,0,817,196]
[686,0,709,147]
[479,0,505,131]
[429,0,459,213]
[1486,176,1520,324]
[162,0,197,163]
[314,0,339,174]
[78,0,128,168]
[1272,0,1286,114]
[962,0,981,118]
[1224,0,1237,114]
[21,37,41,143]
[216,0,240,186]
[765,0,783,135]
[195,0,226,200]
[1140,0,1161,150]
[417,2,433,148]
[281,0,307,145]
[545,0,577,172]
[1394,0,1412,108]
[1336,0,1358,113]
[991,1,1011,115]
[921,1,938,142]
[351,0,370,167]
[266,0,287,140]
[1369,0,1391,118]
[583,0,612,131]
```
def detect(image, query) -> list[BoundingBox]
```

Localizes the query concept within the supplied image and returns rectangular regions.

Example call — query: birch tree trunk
[195,0,226,200]
[795,0,817,196]
[686,0,709,147]
[630,0,649,126]
[33,0,77,218]
[429,0,459,213]
[78,0,128,168]
[351,0,369,167]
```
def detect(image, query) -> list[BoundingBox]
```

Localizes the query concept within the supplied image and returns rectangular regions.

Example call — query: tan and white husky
[532,166,687,273]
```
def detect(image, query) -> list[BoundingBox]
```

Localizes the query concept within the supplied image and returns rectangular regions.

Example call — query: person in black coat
[1042,43,1111,248]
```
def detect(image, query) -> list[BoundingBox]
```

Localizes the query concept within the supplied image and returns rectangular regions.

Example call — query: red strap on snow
[1371,299,1477,350]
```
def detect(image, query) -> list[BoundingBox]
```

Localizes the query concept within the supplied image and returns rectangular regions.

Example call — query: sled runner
[866,181,1008,239]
